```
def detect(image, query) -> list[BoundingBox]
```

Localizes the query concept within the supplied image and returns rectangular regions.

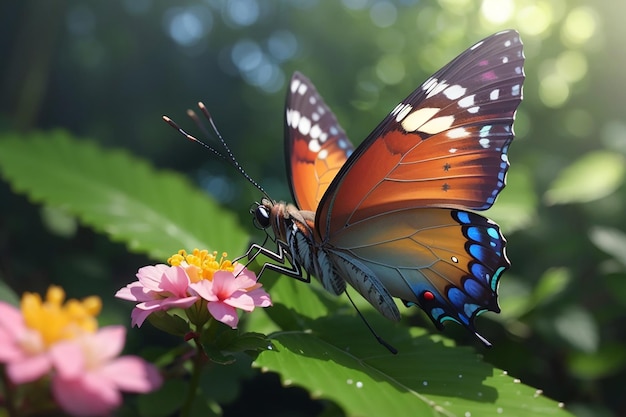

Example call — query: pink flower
[50,325,162,417]
[0,302,53,384]
[189,264,271,328]
[115,264,199,327]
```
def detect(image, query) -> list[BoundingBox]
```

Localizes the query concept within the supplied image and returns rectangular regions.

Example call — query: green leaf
[544,151,625,205]
[146,310,191,337]
[255,314,572,417]
[0,131,249,260]
[567,344,626,379]
[553,307,599,353]
[255,273,571,416]
[0,278,20,306]
[589,226,626,267]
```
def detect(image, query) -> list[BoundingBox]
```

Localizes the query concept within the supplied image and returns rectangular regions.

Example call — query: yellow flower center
[168,249,234,283]
[20,285,101,347]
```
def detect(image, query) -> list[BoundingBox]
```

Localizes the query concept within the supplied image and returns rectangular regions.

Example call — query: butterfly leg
[240,241,311,284]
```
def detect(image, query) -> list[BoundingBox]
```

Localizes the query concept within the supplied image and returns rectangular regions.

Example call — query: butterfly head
[252,198,275,230]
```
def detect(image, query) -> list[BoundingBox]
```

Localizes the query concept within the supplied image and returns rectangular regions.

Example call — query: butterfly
[245,30,525,346]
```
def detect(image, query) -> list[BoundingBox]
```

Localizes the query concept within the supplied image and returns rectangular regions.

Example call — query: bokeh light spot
[480,0,514,24]
[561,6,598,46]
[556,50,588,83]
[516,2,553,36]
[225,0,260,27]
[438,0,473,14]
[375,54,405,85]
[267,30,298,62]
[165,7,212,47]
[370,1,397,28]
[341,0,369,10]
[231,39,263,72]
[539,74,569,108]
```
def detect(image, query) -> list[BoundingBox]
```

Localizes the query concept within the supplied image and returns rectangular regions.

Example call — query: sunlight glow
[480,0,514,24]
[539,74,569,108]
[556,50,588,83]
[561,6,598,46]
[516,2,552,36]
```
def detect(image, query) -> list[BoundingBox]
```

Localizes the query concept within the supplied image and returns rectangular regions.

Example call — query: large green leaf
[253,274,572,417]
[544,151,625,205]
[0,131,249,260]
[255,315,572,417]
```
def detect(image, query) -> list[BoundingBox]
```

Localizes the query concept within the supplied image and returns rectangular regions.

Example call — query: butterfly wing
[316,30,525,234]
[285,72,355,212]
[319,30,524,341]
[327,207,507,345]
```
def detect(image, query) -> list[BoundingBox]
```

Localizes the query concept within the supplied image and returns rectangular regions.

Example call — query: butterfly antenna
[197,102,271,201]
[344,290,398,354]
[162,103,271,201]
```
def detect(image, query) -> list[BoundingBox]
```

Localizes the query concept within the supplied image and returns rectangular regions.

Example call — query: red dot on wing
[423,291,435,301]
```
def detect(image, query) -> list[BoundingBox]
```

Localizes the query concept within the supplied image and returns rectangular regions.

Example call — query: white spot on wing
[444,85,467,100]
[458,95,475,108]
[479,138,490,148]
[420,116,455,134]
[395,104,413,122]
[426,81,449,98]
[290,79,300,93]
[400,107,439,132]
[290,110,301,128]
[298,116,311,135]
[448,127,469,139]
[297,83,308,95]
[490,89,500,101]
[310,124,321,139]
[471,40,484,50]
[512,84,520,96]
[309,139,321,152]
[318,149,328,159]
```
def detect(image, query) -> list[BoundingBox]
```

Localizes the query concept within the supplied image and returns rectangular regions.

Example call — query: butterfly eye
[254,205,271,229]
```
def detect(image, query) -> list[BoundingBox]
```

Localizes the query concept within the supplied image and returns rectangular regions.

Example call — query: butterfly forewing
[316,30,524,234]
[285,72,355,212]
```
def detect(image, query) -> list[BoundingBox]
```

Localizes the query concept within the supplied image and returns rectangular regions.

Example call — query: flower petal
[158,266,191,297]
[189,280,218,302]
[6,354,53,384]
[52,373,121,417]
[99,356,162,392]
[50,340,84,378]
[207,302,239,328]
[135,264,171,291]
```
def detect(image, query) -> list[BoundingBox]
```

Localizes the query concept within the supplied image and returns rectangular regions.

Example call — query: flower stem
[179,331,206,417]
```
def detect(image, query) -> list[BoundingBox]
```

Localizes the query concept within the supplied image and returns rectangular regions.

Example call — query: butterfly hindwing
[316,30,524,235]
[285,72,355,212]
[328,207,508,343]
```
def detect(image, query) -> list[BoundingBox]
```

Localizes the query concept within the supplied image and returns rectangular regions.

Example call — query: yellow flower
[168,249,234,283]
[20,285,101,347]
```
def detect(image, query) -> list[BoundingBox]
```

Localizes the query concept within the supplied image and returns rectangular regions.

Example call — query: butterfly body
[250,30,525,345]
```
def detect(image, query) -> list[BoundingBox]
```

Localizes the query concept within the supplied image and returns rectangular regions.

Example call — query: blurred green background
[1,0,625,416]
